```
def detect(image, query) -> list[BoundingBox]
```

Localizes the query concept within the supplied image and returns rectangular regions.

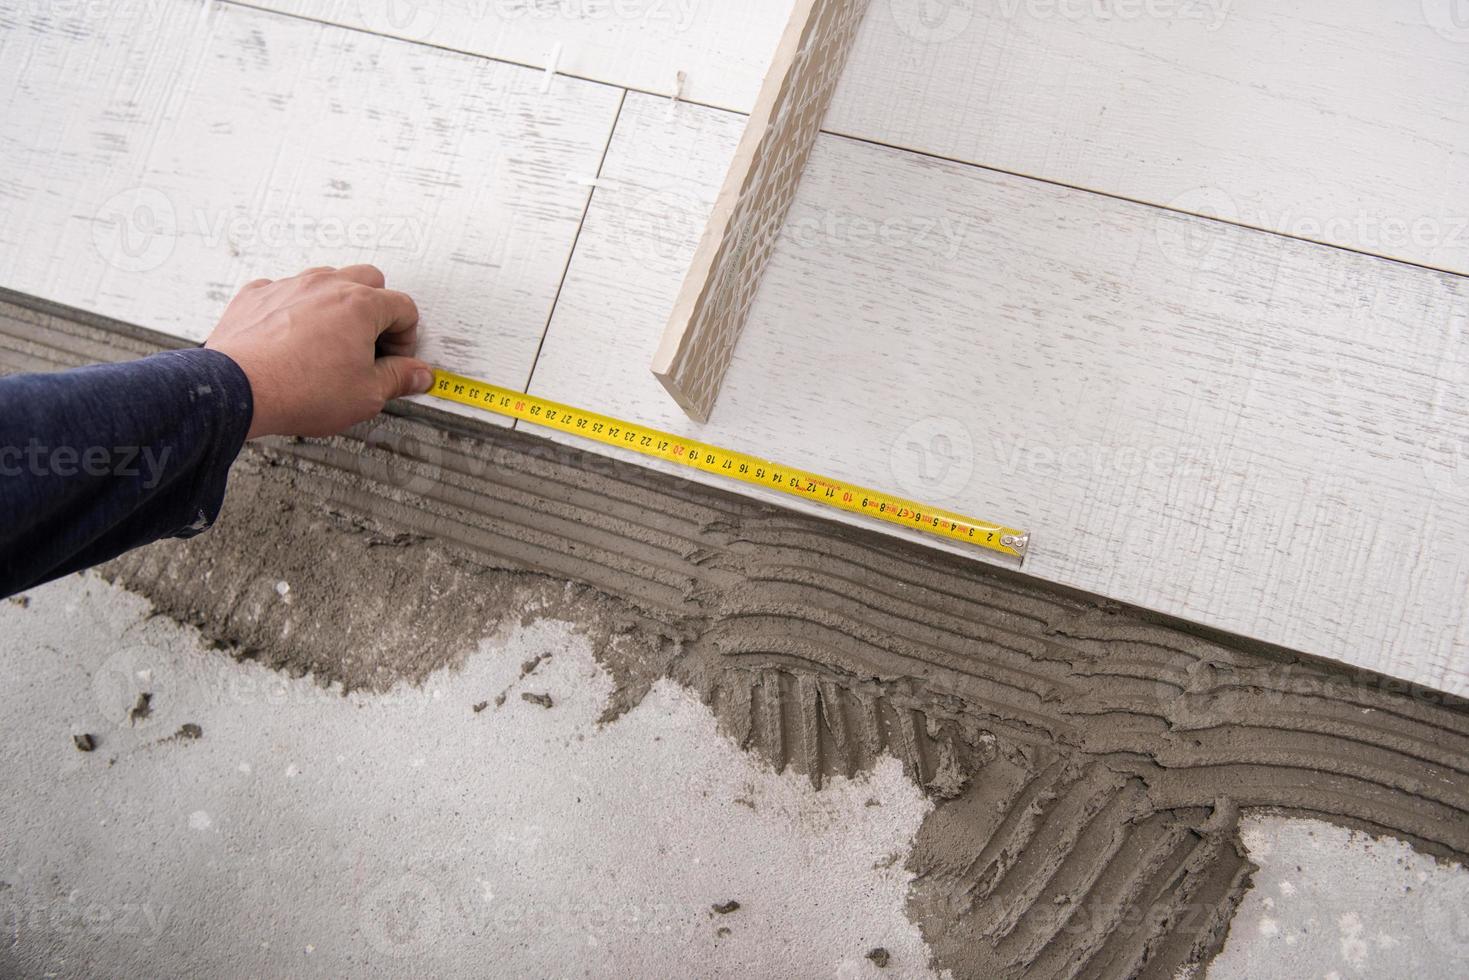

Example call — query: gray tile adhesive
[3,291,1467,978]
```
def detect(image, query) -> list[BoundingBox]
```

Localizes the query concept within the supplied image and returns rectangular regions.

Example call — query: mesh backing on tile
[652,0,872,422]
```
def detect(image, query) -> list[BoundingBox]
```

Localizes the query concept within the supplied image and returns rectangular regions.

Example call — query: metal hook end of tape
[1001,532,1030,561]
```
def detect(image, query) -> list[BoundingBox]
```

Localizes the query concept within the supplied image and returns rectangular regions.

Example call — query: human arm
[0,265,430,597]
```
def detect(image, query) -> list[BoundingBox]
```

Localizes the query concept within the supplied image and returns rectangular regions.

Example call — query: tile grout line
[216,0,747,119]
[218,1,1467,282]
[513,88,629,432]
[817,127,1469,282]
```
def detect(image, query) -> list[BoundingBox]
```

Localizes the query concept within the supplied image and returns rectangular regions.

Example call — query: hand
[205,265,432,440]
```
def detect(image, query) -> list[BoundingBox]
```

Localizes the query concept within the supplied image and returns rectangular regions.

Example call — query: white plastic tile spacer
[541,42,563,94]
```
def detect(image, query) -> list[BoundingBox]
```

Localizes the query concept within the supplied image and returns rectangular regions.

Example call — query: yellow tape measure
[427,369,1029,562]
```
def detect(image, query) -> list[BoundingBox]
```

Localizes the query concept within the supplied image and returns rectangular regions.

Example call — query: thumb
[374,355,434,402]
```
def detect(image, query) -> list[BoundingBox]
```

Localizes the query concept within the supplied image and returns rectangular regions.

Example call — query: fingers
[376,326,419,358]
[294,264,382,288]
[336,264,386,288]
[373,288,420,344]
[242,278,273,291]
[373,355,433,403]
[286,263,422,353]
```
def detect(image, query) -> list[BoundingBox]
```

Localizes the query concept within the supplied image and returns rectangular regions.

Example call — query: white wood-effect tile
[0,0,623,423]
[530,96,1469,697]
[526,89,746,399]
[828,0,1469,274]
[237,0,794,112]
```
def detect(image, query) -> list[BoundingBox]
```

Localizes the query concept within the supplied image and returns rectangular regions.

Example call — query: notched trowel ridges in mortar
[4,293,1468,980]
[281,435,709,614]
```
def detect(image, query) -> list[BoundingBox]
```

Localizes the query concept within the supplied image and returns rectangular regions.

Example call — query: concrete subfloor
[2,573,1466,978]
[1211,817,1469,978]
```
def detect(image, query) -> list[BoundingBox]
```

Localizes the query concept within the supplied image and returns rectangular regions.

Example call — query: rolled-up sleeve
[0,348,254,597]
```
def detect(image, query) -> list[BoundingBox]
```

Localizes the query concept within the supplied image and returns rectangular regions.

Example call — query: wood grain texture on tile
[531,100,1469,697]
[653,0,871,421]
[5,1,1466,695]
[829,0,1469,273]
[236,0,795,112]
[528,92,745,408]
[0,0,622,422]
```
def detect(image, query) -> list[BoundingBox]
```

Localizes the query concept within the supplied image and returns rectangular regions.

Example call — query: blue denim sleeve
[0,348,254,597]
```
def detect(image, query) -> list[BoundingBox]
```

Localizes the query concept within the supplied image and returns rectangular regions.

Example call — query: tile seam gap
[145,5,1465,282]
[217,0,749,119]
[516,87,629,431]
[818,127,1469,282]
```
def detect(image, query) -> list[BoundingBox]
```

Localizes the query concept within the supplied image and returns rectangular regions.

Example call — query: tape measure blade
[425,370,1027,562]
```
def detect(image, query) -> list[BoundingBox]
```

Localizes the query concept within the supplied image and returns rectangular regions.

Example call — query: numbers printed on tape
[427,369,1029,561]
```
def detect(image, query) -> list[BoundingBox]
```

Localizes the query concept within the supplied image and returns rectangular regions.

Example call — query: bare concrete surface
[1208,816,1469,979]
[5,577,1469,979]
[0,574,938,978]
